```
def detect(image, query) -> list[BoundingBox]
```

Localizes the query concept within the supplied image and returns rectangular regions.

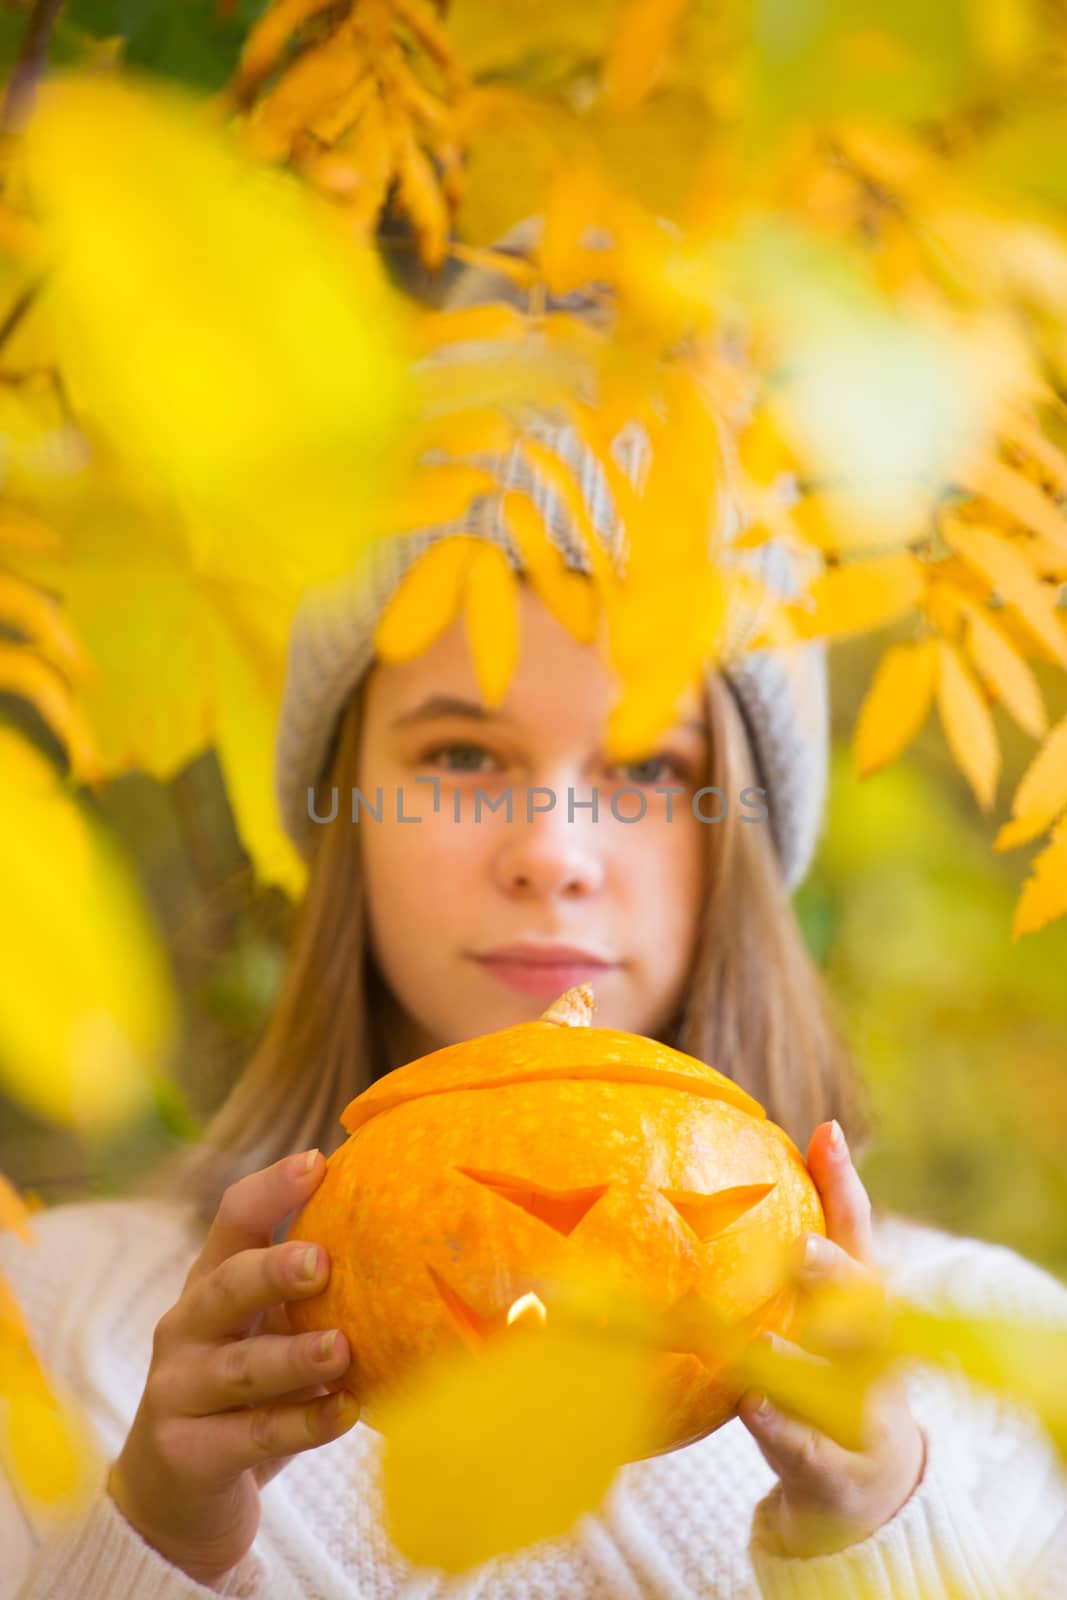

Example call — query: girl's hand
[738,1120,926,1558]
[107,1151,358,1587]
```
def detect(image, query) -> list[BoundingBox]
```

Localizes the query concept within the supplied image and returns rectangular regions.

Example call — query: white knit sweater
[2,1197,1066,1600]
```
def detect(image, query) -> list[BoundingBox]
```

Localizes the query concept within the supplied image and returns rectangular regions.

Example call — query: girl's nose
[492,829,605,900]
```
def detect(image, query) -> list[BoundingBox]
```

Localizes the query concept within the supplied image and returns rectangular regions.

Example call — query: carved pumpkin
[286,985,825,1455]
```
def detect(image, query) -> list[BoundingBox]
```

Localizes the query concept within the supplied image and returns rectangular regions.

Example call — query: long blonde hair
[146,642,868,1226]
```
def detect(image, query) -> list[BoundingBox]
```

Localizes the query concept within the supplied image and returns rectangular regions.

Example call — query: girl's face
[357,582,710,1056]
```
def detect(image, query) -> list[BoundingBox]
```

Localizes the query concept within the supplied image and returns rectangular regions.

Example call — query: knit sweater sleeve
[746,1218,1067,1600]
[0,1199,268,1600]
[2,1468,266,1600]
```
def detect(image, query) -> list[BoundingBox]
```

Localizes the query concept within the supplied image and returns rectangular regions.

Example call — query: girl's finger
[807,1121,874,1265]
[738,1386,847,1499]
[789,1233,889,1357]
[181,1328,351,1415]
[742,1330,871,1452]
[211,1388,360,1479]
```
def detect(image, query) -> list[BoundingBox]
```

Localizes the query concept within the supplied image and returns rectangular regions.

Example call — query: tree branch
[1,0,67,138]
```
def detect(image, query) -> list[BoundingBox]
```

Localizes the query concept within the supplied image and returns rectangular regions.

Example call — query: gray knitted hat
[273,222,829,892]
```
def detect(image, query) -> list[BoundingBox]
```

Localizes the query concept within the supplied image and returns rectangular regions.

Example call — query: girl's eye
[616,755,690,786]
[420,742,499,774]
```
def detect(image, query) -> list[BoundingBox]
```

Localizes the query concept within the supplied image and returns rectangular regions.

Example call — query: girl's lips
[471,956,618,997]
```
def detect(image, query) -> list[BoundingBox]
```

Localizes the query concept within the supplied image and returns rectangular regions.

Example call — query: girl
[3,241,1067,1600]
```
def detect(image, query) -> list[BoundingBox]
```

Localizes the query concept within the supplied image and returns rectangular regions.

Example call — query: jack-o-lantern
[286,985,825,1455]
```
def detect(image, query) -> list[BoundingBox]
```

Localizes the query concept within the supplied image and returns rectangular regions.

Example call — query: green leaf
[66,0,270,89]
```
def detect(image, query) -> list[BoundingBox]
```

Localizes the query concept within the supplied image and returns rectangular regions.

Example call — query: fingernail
[292,1149,319,1178]
[748,1393,775,1422]
[318,1329,338,1360]
[828,1120,848,1158]
[299,1246,323,1281]
[801,1233,824,1271]
[329,1392,360,1430]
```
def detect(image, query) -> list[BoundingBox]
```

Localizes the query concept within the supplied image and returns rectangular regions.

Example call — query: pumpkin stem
[539,984,596,1028]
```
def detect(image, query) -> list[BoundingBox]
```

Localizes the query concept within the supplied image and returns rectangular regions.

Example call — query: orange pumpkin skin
[286,987,824,1456]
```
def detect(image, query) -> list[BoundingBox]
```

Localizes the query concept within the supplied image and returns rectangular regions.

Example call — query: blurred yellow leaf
[373,462,499,536]
[501,489,600,644]
[888,1296,1067,1458]
[942,519,1067,666]
[0,726,175,1131]
[0,1276,97,1515]
[935,638,1001,810]
[9,477,308,900]
[378,1283,661,1572]
[374,537,478,662]
[961,455,1067,557]
[463,540,520,706]
[1012,816,1067,939]
[958,597,1047,739]
[995,812,1055,852]
[997,712,1067,845]
[235,0,340,96]
[603,0,689,110]
[23,71,413,571]
[0,642,102,787]
[788,554,924,641]
[854,639,937,777]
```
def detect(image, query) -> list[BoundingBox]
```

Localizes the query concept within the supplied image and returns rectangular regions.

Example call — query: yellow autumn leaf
[501,489,600,644]
[322,87,395,229]
[1012,816,1067,939]
[888,1296,1067,1456]
[935,638,1001,811]
[377,1278,661,1573]
[9,473,308,900]
[462,540,520,706]
[23,71,413,575]
[444,0,616,79]
[414,303,532,353]
[374,537,478,662]
[922,575,971,640]
[603,0,689,110]
[395,133,453,271]
[942,518,1067,666]
[995,812,1054,852]
[996,713,1067,848]
[0,643,102,786]
[0,725,176,1131]
[235,0,340,98]
[0,1277,97,1514]
[0,573,93,686]
[0,507,66,559]
[412,406,517,462]
[997,407,1067,497]
[603,572,726,760]
[958,597,1047,738]
[372,462,500,537]
[246,26,363,159]
[452,86,590,248]
[854,638,937,777]
[788,553,925,641]
[304,70,377,150]
[960,454,1067,555]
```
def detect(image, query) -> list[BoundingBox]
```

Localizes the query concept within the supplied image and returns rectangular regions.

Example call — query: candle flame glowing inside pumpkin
[505,1290,548,1328]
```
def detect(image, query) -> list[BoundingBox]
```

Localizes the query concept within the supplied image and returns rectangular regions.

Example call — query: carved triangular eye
[456,1166,609,1236]
[660,1182,775,1242]
[426,1265,496,1346]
